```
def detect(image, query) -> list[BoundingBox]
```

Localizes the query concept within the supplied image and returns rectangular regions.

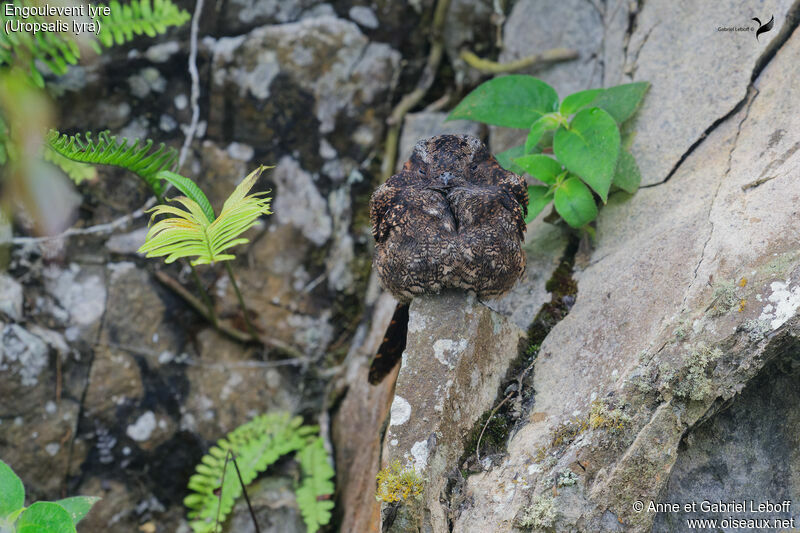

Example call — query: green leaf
[524,114,562,153]
[139,166,272,266]
[592,82,650,124]
[554,108,620,203]
[17,502,76,533]
[554,177,598,228]
[296,438,335,533]
[495,145,527,174]
[525,186,552,223]
[612,150,641,193]
[157,170,215,222]
[53,497,100,526]
[43,149,98,184]
[447,75,559,129]
[559,88,603,116]
[513,155,562,185]
[0,460,25,519]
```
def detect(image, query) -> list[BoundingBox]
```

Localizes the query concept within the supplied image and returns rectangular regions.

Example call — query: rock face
[381,293,525,532]
[441,4,800,533]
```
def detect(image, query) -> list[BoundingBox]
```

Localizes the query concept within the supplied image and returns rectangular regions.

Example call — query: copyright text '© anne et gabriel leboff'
[3,3,109,35]
[633,499,796,529]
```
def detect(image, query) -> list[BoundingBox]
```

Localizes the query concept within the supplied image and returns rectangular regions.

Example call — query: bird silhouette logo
[752,15,774,41]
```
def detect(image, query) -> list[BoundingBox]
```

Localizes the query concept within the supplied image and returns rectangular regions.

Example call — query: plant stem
[225,262,257,339]
[190,264,217,327]
[459,47,578,74]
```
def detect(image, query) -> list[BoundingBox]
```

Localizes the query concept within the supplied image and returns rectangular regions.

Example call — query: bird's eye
[418,168,425,175]
[470,164,479,171]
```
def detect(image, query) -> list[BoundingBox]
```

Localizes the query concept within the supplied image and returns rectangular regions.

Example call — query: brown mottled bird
[368,134,528,382]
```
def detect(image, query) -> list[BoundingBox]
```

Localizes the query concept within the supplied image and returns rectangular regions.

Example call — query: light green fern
[296,438,335,533]
[45,129,177,194]
[0,0,189,87]
[97,0,191,48]
[184,413,335,533]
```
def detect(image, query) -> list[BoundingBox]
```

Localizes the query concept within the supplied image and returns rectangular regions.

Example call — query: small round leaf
[554,177,598,228]
[0,460,25,519]
[554,108,620,203]
[17,502,76,533]
[560,88,603,116]
[513,155,562,185]
[447,75,559,129]
[525,186,552,223]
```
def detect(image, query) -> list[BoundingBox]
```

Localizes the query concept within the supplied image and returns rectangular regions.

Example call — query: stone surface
[451,22,800,533]
[0,274,23,321]
[382,293,525,532]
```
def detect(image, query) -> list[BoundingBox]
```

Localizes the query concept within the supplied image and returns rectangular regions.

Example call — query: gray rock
[451,24,800,533]
[382,292,525,532]
[0,324,49,386]
[144,41,180,63]
[105,227,149,255]
[626,0,795,185]
[207,15,400,140]
[349,6,379,29]
[653,356,799,532]
[272,156,332,246]
[0,274,23,321]
[43,264,106,334]
[500,0,602,98]
[222,0,321,32]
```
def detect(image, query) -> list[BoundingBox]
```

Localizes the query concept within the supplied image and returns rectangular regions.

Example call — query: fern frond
[0,0,189,86]
[43,148,98,184]
[296,438,335,533]
[46,129,177,195]
[137,166,272,265]
[184,413,317,533]
[97,0,191,48]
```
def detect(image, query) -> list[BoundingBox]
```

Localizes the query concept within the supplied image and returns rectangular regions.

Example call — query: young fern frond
[97,0,191,48]
[46,129,177,194]
[296,438,336,533]
[0,0,189,87]
[137,166,272,265]
[43,149,98,184]
[184,413,319,533]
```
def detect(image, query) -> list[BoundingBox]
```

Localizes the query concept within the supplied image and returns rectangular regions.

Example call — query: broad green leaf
[138,166,272,266]
[53,497,100,526]
[554,108,620,203]
[0,460,25,519]
[447,75,559,129]
[592,82,650,124]
[513,155,562,185]
[524,114,562,153]
[495,145,527,174]
[560,88,603,116]
[612,150,641,193]
[525,186,552,223]
[17,502,76,533]
[157,170,215,223]
[554,177,598,228]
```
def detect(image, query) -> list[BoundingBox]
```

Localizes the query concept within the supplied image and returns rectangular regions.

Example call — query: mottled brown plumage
[370,134,528,302]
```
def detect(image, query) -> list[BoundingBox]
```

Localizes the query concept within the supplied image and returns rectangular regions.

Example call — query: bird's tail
[368,302,409,384]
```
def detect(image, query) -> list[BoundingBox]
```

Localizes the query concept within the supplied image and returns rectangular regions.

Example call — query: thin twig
[459,47,578,74]
[178,0,204,170]
[4,196,157,245]
[190,264,217,327]
[380,0,452,180]
[475,391,515,464]
[154,270,305,359]
[224,262,257,339]
[230,451,261,533]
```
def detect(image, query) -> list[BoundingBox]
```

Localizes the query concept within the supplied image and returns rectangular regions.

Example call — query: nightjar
[367,134,528,382]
